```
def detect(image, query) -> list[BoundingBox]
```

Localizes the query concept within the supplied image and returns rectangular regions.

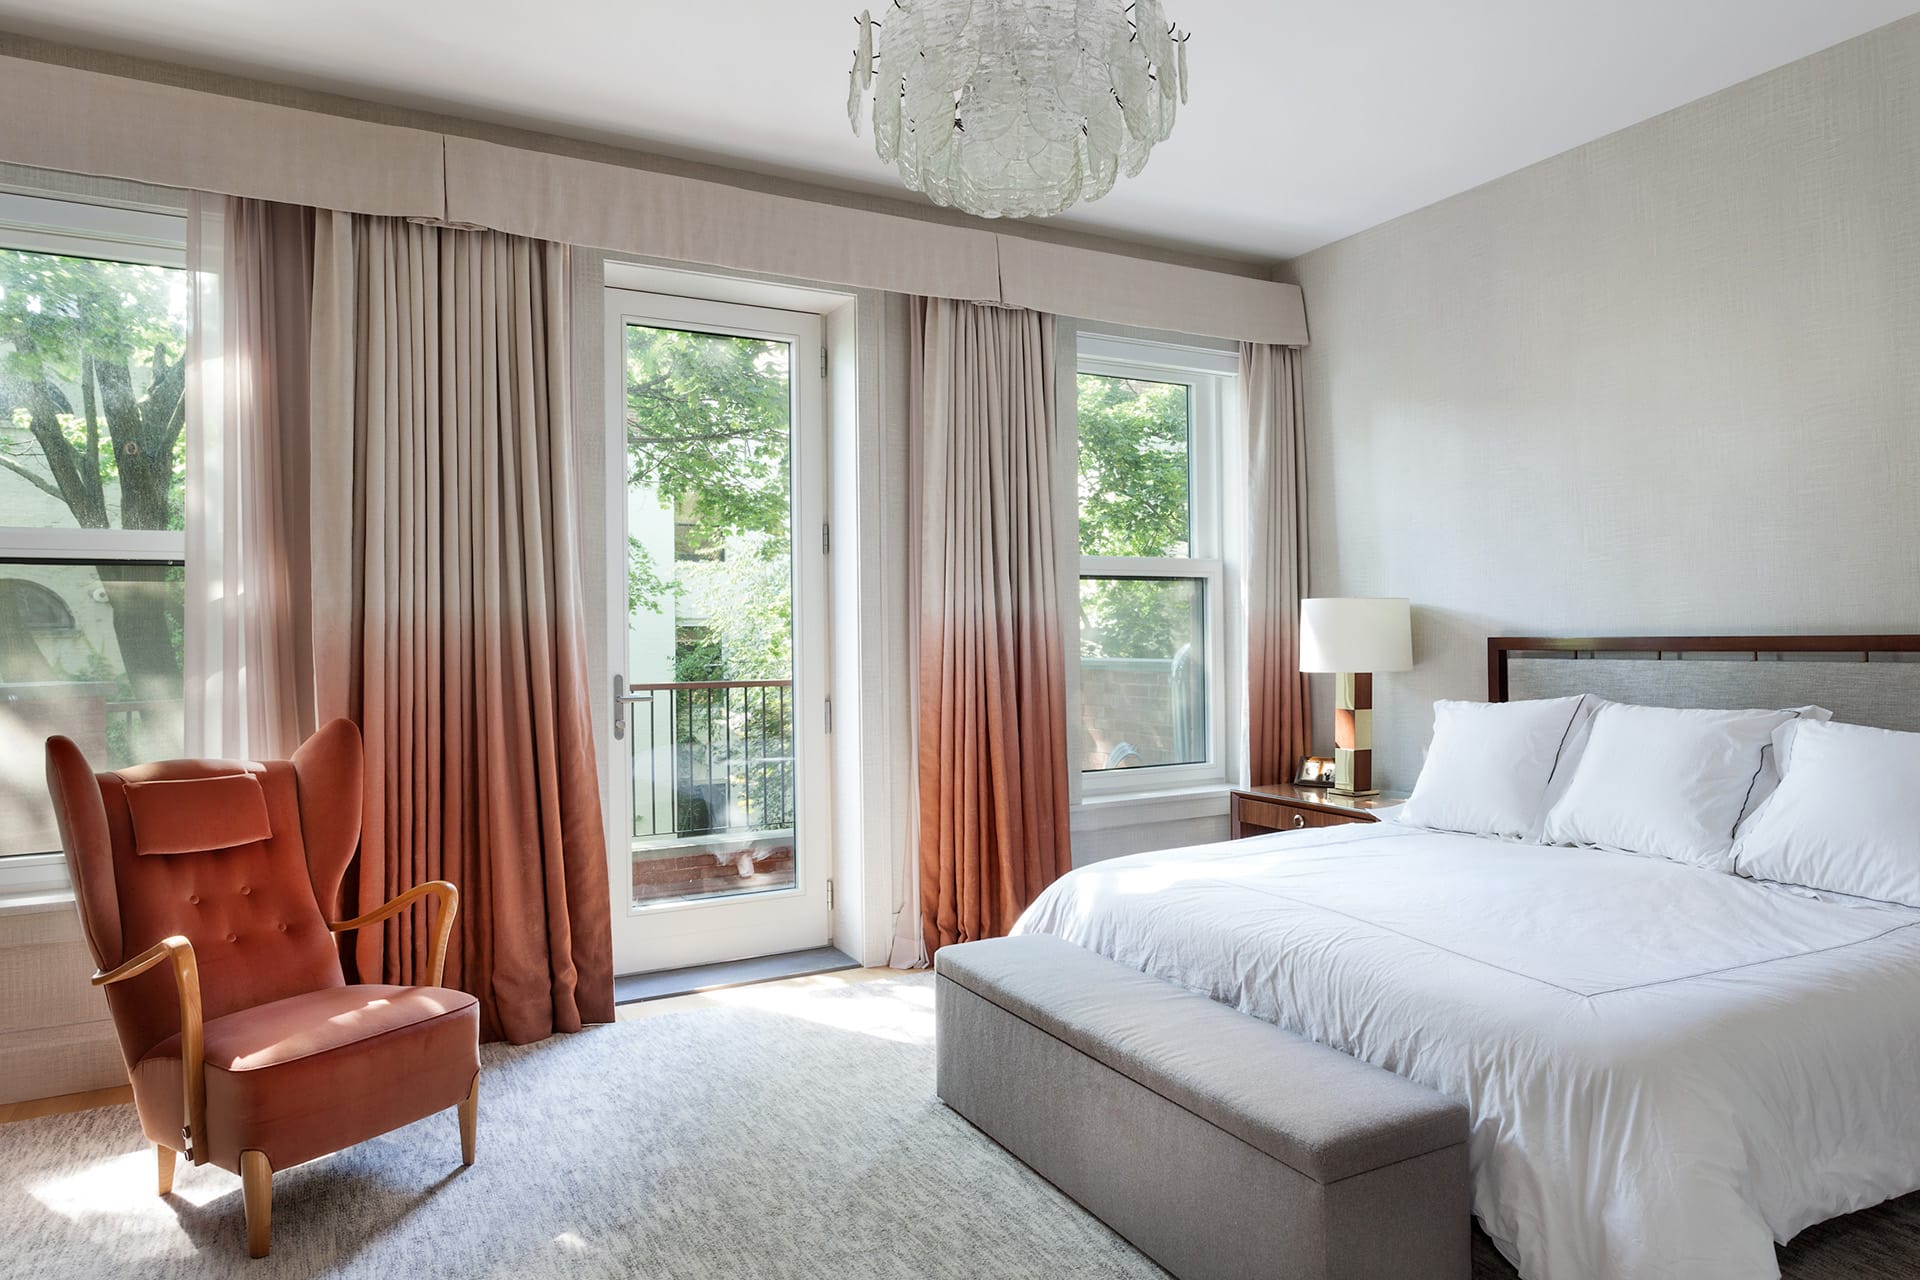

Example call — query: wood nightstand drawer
[1228,783,1403,840]
[1236,797,1350,833]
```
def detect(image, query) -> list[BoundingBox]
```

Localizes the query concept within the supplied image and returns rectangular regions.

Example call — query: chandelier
[847,0,1190,220]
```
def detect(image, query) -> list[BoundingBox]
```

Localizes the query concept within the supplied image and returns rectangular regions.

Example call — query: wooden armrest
[330,880,460,987]
[94,936,206,1165]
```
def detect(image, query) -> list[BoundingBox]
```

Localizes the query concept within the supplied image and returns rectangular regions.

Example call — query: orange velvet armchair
[44,719,480,1258]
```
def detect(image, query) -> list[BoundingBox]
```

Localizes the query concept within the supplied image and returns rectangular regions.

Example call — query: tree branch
[0,454,67,502]
[81,353,104,514]
[159,392,186,465]
[21,387,107,528]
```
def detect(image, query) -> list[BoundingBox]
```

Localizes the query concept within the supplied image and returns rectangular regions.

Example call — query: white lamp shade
[1299,597,1413,674]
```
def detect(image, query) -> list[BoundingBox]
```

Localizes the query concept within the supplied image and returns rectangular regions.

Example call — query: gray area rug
[2,974,1162,1280]
[2,971,1916,1278]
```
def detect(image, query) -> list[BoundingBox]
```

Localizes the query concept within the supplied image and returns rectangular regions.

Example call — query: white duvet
[1013,823,1920,1280]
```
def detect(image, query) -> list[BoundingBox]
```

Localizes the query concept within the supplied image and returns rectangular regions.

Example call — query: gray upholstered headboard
[1488,636,1920,733]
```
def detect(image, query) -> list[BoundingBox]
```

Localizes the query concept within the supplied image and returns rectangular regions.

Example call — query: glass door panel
[604,292,828,974]
[622,323,797,908]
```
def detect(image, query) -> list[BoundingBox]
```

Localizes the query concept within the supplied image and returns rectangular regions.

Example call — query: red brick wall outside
[632,837,796,904]
[1079,658,1179,770]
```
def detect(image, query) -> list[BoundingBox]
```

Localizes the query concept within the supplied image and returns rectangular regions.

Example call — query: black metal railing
[629,680,795,840]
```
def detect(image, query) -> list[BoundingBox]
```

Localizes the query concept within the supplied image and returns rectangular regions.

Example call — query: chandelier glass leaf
[847,1,1190,220]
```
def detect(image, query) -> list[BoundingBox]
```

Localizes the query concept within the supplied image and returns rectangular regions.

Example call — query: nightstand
[1228,783,1406,838]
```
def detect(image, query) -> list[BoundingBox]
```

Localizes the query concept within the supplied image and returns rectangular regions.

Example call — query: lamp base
[1330,672,1378,797]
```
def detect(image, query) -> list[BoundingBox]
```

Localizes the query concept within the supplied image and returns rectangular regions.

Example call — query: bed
[1013,635,1920,1280]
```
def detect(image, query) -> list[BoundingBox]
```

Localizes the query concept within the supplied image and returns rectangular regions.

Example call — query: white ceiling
[4,0,1918,262]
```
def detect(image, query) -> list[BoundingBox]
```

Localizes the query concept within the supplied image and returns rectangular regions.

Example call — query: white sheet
[1013,824,1920,1280]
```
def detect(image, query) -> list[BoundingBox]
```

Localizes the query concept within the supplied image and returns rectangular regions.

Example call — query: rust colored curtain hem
[309,211,614,1044]
[1245,342,1312,787]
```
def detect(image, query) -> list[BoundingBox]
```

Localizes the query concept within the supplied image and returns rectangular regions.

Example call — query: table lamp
[1299,597,1413,797]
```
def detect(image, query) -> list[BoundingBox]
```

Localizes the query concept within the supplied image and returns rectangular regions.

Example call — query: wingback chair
[44,719,481,1258]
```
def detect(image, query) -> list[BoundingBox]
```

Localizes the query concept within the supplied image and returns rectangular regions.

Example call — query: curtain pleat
[1243,342,1313,787]
[188,198,317,761]
[230,200,317,758]
[911,298,1073,957]
[310,212,613,1043]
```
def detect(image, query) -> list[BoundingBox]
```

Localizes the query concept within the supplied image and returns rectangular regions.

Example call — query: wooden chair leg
[458,1075,479,1166]
[240,1150,272,1259]
[155,1144,176,1195]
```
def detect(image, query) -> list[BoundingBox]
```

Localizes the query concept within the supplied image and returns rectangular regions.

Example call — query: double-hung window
[1069,332,1237,795]
[0,190,190,864]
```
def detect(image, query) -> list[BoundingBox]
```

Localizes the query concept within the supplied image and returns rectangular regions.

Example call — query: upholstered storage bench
[935,935,1470,1280]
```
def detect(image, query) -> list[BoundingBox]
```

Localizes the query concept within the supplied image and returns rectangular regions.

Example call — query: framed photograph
[1294,755,1336,788]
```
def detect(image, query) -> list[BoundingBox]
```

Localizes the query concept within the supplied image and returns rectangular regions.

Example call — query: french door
[602,290,830,975]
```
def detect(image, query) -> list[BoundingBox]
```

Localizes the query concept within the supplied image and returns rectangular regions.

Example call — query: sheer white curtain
[183,195,315,761]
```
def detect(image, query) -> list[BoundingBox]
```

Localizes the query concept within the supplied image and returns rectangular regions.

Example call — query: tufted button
[188,894,200,906]
[240,885,252,896]
[225,933,237,943]
[277,923,288,933]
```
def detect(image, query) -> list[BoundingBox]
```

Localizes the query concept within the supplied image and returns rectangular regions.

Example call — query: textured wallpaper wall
[1291,15,1920,791]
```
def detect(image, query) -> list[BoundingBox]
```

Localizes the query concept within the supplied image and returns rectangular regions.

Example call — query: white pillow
[1733,704,1833,832]
[1732,720,1920,906]
[1538,694,1608,816]
[1398,697,1588,839]
[1547,699,1830,828]
[1542,703,1805,870]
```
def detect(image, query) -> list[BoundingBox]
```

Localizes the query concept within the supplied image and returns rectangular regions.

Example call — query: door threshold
[613,946,857,1005]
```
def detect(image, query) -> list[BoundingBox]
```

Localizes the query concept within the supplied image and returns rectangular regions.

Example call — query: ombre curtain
[1243,342,1312,787]
[309,212,613,1043]
[910,297,1073,958]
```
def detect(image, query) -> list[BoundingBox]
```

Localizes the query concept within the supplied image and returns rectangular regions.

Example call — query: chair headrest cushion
[122,773,273,856]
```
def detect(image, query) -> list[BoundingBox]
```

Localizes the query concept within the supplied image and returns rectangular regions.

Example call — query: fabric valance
[0,55,444,218]
[997,234,1308,346]
[442,137,1002,303]
[0,55,1308,345]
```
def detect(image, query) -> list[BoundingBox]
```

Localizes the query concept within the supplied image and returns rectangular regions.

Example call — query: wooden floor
[0,967,904,1125]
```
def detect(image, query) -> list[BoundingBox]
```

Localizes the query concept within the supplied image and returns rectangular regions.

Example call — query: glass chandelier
[847,0,1190,220]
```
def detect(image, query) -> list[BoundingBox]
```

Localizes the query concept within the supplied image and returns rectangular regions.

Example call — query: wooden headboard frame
[1487,635,1920,702]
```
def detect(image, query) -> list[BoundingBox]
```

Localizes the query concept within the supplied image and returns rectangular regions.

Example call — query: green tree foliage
[1075,374,1198,661]
[622,326,792,682]
[621,328,801,834]
[624,326,790,557]
[677,532,792,681]
[1076,373,1189,558]
[0,248,187,717]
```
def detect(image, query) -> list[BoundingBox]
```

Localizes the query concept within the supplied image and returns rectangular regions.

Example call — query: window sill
[0,888,75,917]
[0,852,72,908]
[1071,785,1231,833]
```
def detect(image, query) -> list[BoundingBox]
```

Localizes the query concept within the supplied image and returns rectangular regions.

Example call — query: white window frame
[1066,332,1240,800]
[0,190,190,877]
[0,191,188,269]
